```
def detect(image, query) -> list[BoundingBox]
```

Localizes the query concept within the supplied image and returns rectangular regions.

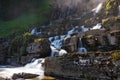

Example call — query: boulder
[26,38,51,57]
[12,73,39,79]
[62,35,79,52]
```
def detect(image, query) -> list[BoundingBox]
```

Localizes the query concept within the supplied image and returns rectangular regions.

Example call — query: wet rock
[12,73,39,79]
[45,52,120,80]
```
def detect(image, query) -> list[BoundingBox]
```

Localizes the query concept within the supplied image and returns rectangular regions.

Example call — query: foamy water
[0,58,45,79]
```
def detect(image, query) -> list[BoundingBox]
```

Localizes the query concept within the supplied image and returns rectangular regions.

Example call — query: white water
[92,23,102,30]
[92,3,103,15]
[78,38,87,53]
[59,49,67,56]
[31,28,41,35]
[81,26,89,32]
[0,58,45,79]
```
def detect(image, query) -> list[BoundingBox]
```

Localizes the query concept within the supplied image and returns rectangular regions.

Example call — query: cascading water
[92,23,102,30]
[31,28,41,35]
[92,3,103,16]
[78,38,87,53]
[0,58,45,79]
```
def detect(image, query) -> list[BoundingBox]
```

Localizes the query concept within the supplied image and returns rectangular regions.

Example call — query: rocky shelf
[44,51,120,80]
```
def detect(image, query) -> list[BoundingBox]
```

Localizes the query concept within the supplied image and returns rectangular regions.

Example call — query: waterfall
[0,59,45,79]
[92,3,103,15]
[92,23,102,30]
[31,28,41,35]
[50,45,59,57]
[78,38,87,53]
[31,28,37,34]
[79,38,83,47]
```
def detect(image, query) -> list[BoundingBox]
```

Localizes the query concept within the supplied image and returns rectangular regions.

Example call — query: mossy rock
[8,32,35,56]
[105,0,119,16]
[86,35,93,39]
[84,17,101,27]
[112,51,120,61]
[102,17,120,30]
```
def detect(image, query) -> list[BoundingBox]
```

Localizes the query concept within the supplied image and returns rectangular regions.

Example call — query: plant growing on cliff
[8,32,34,56]
[105,0,119,16]
[112,51,120,61]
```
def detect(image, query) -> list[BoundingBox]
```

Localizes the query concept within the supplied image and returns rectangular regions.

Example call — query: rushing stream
[0,2,107,79]
[0,59,45,79]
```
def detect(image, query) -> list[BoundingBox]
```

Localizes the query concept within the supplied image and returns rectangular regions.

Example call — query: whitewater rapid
[0,58,45,79]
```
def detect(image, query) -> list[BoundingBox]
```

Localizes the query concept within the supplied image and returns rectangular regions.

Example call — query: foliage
[9,32,34,56]
[34,38,44,43]
[86,35,93,39]
[0,0,51,37]
[105,0,119,16]
[112,51,120,61]
[102,17,120,30]
[84,17,100,27]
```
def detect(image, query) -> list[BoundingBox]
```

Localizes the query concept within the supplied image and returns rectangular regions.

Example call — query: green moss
[9,32,35,56]
[102,17,120,30]
[86,35,93,39]
[112,51,120,61]
[34,38,44,43]
[105,0,119,16]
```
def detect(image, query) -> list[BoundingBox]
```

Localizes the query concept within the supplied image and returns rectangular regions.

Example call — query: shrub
[8,32,34,56]
[112,51,120,61]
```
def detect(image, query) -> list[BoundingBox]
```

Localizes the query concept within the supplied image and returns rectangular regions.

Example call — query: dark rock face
[26,38,51,57]
[12,73,39,79]
[45,52,120,80]
[0,44,7,64]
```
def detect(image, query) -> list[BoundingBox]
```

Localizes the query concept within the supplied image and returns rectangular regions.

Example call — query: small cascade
[50,45,68,57]
[50,45,59,57]
[31,28,37,34]
[78,38,87,53]
[92,3,103,15]
[92,23,102,30]
[81,26,89,32]
[31,28,41,35]
[59,49,67,56]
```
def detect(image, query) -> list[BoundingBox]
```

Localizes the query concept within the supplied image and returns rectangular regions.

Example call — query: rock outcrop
[12,73,39,79]
[0,43,7,64]
[45,52,120,80]
[26,38,51,57]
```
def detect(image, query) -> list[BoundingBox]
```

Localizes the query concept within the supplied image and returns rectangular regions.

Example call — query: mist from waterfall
[53,0,106,12]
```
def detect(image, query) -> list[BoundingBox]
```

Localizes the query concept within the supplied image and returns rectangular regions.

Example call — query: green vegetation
[102,17,120,31]
[34,38,44,43]
[0,0,51,37]
[112,51,120,61]
[105,0,119,16]
[8,32,34,56]
[86,35,93,39]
